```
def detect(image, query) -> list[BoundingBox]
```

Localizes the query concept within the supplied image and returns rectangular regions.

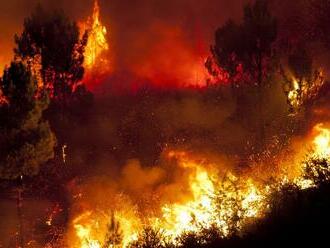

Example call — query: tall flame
[82,0,109,70]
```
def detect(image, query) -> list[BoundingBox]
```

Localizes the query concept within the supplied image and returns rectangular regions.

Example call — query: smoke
[0,0,249,77]
[2,1,330,246]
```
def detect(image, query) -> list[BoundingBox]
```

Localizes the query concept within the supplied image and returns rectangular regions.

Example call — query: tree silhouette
[209,0,278,154]
[130,228,168,248]
[103,213,123,248]
[14,5,88,104]
[0,61,56,179]
[0,61,56,248]
[211,0,277,87]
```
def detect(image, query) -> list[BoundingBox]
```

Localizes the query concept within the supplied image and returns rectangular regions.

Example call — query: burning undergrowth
[65,121,330,247]
[2,0,330,247]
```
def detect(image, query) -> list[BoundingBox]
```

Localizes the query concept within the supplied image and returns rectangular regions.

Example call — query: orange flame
[81,0,109,70]
[70,124,330,247]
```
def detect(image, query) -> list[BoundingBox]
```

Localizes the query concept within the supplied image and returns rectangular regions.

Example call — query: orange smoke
[79,1,220,93]
[129,24,214,88]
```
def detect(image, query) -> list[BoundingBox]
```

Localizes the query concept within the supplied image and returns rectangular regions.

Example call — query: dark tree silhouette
[14,5,88,104]
[130,228,168,248]
[0,61,56,248]
[0,61,56,179]
[103,214,123,248]
[211,0,277,87]
[209,0,279,154]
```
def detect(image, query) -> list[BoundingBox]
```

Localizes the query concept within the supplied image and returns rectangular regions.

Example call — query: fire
[150,152,266,239]
[70,200,141,247]
[294,123,330,188]
[73,211,102,248]
[286,70,324,112]
[313,124,330,158]
[81,0,109,70]
[71,124,330,247]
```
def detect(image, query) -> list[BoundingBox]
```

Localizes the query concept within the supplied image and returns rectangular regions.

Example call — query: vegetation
[0,0,330,247]
[14,5,88,103]
[0,61,55,179]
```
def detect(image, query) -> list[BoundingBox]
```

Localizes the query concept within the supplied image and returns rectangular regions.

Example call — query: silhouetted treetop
[14,5,88,101]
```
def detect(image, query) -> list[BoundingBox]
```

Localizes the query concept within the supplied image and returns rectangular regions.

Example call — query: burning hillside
[1,0,330,248]
[67,123,330,247]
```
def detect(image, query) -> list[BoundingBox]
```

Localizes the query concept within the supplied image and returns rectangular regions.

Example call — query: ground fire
[1,0,330,248]
[69,124,330,247]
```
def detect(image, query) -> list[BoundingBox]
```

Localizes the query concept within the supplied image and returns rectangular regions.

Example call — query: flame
[81,0,109,70]
[150,152,266,239]
[71,124,330,247]
[71,203,141,247]
[294,123,330,188]
[286,70,324,112]
[313,124,330,158]
[73,211,102,248]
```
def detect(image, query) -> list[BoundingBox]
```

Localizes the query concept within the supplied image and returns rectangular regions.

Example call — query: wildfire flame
[150,151,266,239]
[71,123,330,247]
[81,0,109,70]
[286,70,324,112]
[313,124,330,158]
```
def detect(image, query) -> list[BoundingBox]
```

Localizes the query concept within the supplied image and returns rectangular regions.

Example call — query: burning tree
[281,46,324,113]
[14,5,88,104]
[0,61,56,247]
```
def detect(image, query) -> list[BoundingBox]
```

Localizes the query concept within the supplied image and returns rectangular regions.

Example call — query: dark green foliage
[14,4,88,101]
[0,61,56,179]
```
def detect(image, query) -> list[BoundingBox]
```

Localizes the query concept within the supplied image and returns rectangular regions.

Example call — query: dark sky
[0,0,250,71]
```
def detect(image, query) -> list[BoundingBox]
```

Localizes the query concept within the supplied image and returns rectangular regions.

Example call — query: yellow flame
[82,0,109,69]
[150,152,266,240]
[313,124,330,158]
[73,211,102,248]
[286,70,324,111]
[72,124,330,247]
